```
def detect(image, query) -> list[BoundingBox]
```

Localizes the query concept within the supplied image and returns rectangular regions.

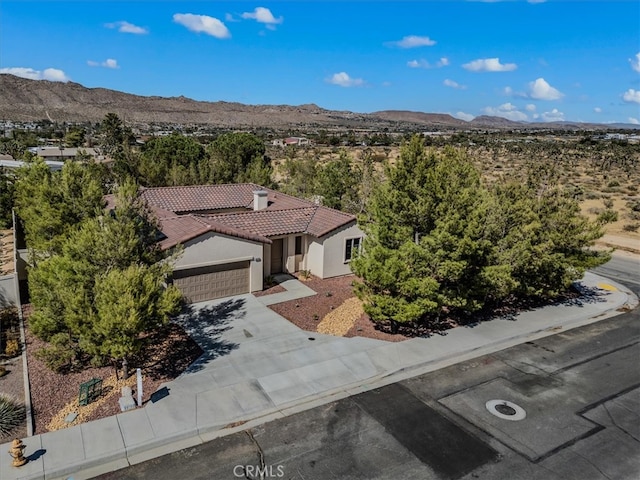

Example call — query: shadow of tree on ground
[171,298,245,373]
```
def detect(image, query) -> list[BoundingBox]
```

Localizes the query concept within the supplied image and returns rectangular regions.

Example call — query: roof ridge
[303,205,320,233]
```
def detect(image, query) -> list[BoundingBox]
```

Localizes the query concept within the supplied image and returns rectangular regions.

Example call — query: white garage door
[173,261,250,303]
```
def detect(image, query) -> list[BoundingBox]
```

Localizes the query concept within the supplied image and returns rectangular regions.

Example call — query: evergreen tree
[351,135,609,331]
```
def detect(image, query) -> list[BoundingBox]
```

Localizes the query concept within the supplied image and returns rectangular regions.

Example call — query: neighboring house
[136,184,363,303]
[272,137,311,147]
[29,147,109,163]
[1,158,64,171]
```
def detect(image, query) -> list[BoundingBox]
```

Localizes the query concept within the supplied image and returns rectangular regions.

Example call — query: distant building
[29,147,108,162]
[272,137,311,147]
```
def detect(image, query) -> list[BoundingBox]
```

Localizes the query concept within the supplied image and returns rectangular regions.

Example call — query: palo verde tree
[28,179,182,374]
[351,135,609,332]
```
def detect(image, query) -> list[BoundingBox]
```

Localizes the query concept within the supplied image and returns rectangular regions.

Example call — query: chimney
[253,190,268,211]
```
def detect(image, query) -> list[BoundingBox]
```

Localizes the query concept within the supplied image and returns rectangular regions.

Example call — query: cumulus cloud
[388,35,436,48]
[87,58,119,69]
[326,72,364,87]
[463,57,517,72]
[630,53,640,73]
[541,108,565,122]
[407,57,449,69]
[622,88,640,104]
[525,104,536,112]
[629,117,640,125]
[527,77,563,100]
[455,112,475,121]
[0,67,70,82]
[527,0,547,4]
[105,21,148,34]
[443,79,467,90]
[483,103,528,121]
[241,7,283,26]
[173,14,230,39]
[594,107,602,113]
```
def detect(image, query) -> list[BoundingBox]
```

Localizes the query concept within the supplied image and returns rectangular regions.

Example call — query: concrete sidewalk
[1,272,637,480]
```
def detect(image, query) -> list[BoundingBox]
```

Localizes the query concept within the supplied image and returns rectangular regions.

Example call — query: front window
[295,235,302,255]
[344,237,362,262]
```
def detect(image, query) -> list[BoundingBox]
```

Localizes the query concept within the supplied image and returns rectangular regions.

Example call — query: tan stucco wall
[174,232,264,292]
[306,237,325,278]
[321,222,364,278]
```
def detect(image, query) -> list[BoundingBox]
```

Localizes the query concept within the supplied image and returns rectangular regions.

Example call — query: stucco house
[138,184,363,303]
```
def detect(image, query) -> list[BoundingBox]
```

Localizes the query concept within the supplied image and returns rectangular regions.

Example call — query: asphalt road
[94,257,640,480]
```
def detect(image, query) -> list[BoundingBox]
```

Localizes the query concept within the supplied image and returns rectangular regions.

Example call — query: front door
[270,238,283,274]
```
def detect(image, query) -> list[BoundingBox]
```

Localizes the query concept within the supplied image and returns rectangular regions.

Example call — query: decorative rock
[64,412,78,423]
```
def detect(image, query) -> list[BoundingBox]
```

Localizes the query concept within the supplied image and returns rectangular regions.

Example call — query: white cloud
[326,72,364,87]
[594,107,602,113]
[241,7,283,25]
[628,117,640,125]
[527,0,547,4]
[541,108,565,122]
[173,13,230,39]
[105,21,148,34]
[629,52,640,73]
[527,77,563,100]
[87,58,119,69]
[388,35,436,48]
[462,57,517,72]
[407,57,448,69]
[0,67,70,82]
[483,103,528,121]
[525,104,536,112]
[622,88,640,104]
[443,79,467,90]
[455,111,475,121]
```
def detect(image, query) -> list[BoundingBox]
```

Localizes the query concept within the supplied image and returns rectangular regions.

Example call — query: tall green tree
[138,133,206,186]
[352,135,609,332]
[207,132,272,185]
[28,180,181,372]
[0,168,16,229]
[14,160,105,259]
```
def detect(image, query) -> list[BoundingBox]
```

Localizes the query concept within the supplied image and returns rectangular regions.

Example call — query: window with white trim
[344,237,362,263]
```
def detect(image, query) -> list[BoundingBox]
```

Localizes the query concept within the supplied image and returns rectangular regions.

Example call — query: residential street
[94,257,640,480]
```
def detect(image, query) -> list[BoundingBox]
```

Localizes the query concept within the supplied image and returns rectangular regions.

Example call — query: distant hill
[1,74,637,131]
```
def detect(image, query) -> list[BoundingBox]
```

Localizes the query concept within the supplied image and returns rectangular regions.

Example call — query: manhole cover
[486,400,526,421]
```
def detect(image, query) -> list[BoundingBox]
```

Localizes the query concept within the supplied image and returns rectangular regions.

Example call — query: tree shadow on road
[173,298,245,373]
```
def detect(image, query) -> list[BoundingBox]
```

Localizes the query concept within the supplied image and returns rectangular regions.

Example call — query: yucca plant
[0,395,25,436]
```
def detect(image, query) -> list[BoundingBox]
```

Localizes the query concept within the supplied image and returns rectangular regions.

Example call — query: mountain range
[0,74,635,131]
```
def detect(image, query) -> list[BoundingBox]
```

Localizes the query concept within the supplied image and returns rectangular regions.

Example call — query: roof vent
[253,190,268,211]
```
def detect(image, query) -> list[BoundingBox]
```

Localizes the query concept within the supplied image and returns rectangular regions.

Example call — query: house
[138,184,363,303]
[29,147,108,163]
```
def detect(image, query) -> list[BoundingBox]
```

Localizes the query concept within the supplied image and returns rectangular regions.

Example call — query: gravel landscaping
[23,308,203,435]
[268,273,406,343]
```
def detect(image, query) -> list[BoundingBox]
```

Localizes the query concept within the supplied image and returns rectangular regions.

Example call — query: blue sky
[1,1,639,124]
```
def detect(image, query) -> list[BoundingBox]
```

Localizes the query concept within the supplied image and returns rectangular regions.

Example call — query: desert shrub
[627,200,640,212]
[623,223,639,232]
[0,365,6,377]
[607,180,620,188]
[4,339,19,357]
[597,209,619,224]
[0,395,25,436]
[603,198,614,209]
[585,191,600,200]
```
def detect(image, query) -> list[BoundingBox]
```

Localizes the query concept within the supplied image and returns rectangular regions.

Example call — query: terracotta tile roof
[203,208,317,237]
[132,184,355,248]
[158,215,271,250]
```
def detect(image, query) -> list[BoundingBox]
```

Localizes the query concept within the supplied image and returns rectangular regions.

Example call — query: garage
[172,261,250,303]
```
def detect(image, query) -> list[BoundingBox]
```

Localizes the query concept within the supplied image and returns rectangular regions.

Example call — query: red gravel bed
[268,274,407,342]
[23,310,203,434]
